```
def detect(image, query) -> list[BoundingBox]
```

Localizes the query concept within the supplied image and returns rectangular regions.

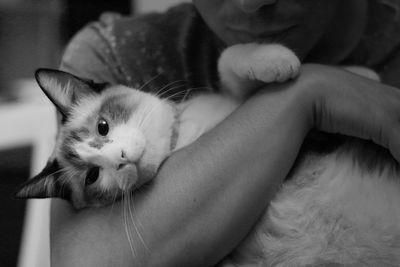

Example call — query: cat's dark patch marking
[60,138,86,169]
[88,141,102,149]
[14,159,61,199]
[70,128,90,142]
[85,80,110,93]
[64,149,80,162]
[62,128,89,166]
[100,94,136,123]
[88,138,113,150]
[340,138,400,175]
[43,159,61,178]
[61,114,68,125]
[63,150,85,170]
[70,131,83,142]
[53,178,72,201]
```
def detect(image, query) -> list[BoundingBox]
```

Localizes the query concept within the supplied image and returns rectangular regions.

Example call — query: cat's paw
[245,44,300,83]
[218,43,301,100]
[220,43,300,84]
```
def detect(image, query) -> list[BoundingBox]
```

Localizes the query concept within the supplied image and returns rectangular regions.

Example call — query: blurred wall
[0,0,63,96]
[0,0,132,98]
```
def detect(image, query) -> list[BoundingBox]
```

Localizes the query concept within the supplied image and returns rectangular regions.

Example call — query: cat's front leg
[218,43,300,99]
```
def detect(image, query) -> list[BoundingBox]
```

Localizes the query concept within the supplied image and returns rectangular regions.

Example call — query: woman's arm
[51,74,311,267]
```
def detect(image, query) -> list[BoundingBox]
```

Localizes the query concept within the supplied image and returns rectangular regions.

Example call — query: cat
[14,43,299,208]
[15,43,400,266]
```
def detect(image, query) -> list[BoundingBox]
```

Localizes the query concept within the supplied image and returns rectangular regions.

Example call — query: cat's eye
[97,118,109,136]
[85,167,100,186]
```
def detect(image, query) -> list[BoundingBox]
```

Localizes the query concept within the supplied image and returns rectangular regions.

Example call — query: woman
[52,1,400,266]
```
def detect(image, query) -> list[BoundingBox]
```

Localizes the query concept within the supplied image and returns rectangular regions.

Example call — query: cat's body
[15,43,400,265]
[221,141,400,266]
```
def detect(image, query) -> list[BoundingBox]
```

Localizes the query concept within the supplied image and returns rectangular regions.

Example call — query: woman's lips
[226,24,297,42]
[227,23,295,35]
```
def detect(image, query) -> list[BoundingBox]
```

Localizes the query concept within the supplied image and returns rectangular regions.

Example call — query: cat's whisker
[131,195,145,230]
[162,90,190,102]
[163,86,211,103]
[152,81,181,100]
[41,168,67,193]
[58,177,71,198]
[44,168,65,180]
[154,80,187,98]
[157,84,188,100]
[99,184,107,197]
[162,85,203,101]
[181,86,214,102]
[127,192,150,252]
[137,73,161,92]
[179,87,191,104]
[122,193,137,259]
[108,190,119,215]
[152,79,182,97]
[138,103,159,129]
[137,103,153,128]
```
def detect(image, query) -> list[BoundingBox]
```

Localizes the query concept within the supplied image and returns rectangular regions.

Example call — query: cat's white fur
[69,86,176,207]
[175,94,239,150]
[222,150,400,266]
[218,43,300,99]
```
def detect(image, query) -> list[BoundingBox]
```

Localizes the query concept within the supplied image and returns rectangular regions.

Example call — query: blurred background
[0,0,186,266]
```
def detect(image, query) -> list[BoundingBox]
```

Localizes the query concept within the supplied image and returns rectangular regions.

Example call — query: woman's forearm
[51,80,310,267]
[142,84,311,266]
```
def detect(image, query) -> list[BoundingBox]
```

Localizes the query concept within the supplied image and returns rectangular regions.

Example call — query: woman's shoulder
[344,0,400,70]
[59,3,199,92]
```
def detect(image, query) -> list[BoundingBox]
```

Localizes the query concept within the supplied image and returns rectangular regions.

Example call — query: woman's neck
[306,0,368,64]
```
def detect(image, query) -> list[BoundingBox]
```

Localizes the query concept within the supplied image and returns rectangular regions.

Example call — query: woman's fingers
[300,64,400,162]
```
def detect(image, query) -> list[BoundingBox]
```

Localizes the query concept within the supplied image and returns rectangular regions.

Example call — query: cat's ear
[35,68,102,118]
[14,159,71,200]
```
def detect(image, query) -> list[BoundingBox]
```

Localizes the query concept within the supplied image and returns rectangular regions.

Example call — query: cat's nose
[116,151,127,170]
[116,147,144,170]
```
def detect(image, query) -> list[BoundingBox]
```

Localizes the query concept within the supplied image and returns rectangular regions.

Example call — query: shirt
[60,1,400,98]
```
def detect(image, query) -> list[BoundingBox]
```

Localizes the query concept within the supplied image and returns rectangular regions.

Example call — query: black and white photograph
[1,0,400,266]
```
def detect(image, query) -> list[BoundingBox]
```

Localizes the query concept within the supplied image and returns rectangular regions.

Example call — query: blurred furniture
[0,146,31,266]
[0,81,57,267]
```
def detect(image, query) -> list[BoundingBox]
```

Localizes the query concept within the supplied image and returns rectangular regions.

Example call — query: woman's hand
[297,64,400,161]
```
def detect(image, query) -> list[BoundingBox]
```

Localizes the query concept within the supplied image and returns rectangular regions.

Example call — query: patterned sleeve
[59,4,198,96]
[60,13,129,85]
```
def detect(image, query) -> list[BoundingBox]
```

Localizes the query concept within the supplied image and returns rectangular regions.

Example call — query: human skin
[51,64,400,267]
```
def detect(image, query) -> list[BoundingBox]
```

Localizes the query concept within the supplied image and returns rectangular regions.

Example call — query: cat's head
[14,69,178,209]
